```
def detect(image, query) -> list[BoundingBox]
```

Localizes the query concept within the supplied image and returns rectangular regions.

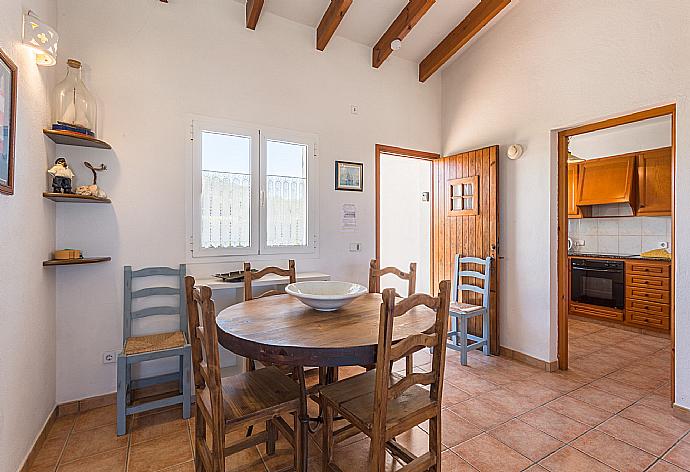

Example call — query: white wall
[0,1,57,471]
[441,0,690,407]
[380,154,432,294]
[54,0,441,402]
[569,115,672,160]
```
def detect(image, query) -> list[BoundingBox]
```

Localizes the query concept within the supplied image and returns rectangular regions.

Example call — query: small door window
[448,175,479,216]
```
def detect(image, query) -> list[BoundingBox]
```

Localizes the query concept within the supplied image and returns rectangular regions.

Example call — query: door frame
[375,144,440,291]
[557,104,676,400]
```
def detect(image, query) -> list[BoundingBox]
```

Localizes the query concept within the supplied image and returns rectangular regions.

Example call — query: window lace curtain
[201,171,307,249]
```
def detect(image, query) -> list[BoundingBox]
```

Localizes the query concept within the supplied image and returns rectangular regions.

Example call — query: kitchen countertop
[568,253,671,261]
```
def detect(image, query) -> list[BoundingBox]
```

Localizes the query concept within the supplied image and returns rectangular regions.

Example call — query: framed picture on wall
[335,161,363,191]
[0,48,17,196]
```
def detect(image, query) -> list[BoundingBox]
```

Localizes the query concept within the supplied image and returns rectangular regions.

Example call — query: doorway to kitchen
[376,145,439,295]
[557,104,676,402]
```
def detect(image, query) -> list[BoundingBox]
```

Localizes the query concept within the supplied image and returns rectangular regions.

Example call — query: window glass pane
[200,131,251,249]
[266,140,308,247]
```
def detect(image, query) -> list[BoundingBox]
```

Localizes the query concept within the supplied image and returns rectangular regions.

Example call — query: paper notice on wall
[342,204,357,232]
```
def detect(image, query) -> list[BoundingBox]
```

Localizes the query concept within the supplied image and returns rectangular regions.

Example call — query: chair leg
[116,355,127,436]
[482,310,490,356]
[369,433,387,472]
[266,419,277,456]
[429,412,442,472]
[182,349,192,419]
[322,404,334,472]
[452,316,459,346]
[179,355,184,394]
[194,403,206,472]
[460,316,468,366]
[125,363,132,404]
[211,418,225,472]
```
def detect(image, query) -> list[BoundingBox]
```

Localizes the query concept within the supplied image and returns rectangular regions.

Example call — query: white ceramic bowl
[285,281,368,312]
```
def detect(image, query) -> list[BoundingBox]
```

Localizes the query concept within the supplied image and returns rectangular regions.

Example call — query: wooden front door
[432,146,500,354]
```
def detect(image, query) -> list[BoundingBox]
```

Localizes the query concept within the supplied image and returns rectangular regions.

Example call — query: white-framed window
[190,117,318,259]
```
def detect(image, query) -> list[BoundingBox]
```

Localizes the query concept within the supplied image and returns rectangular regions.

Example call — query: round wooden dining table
[215,292,437,471]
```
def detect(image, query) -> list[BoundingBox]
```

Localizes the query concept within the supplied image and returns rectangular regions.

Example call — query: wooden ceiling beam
[372,0,435,69]
[316,0,353,51]
[246,0,264,30]
[419,0,510,82]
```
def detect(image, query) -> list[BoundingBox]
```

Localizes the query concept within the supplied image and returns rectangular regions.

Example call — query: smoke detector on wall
[507,144,524,160]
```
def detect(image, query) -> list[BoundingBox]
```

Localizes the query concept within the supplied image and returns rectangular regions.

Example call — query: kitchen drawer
[626,298,670,316]
[570,302,624,321]
[625,310,670,330]
[626,273,670,290]
[625,261,670,277]
[626,286,670,304]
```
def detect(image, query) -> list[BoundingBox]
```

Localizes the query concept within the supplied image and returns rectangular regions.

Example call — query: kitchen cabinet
[568,164,589,218]
[624,260,671,331]
[576,154,636,206]
[637,147,672,216]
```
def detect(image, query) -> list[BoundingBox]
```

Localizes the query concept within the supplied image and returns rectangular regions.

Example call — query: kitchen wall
[441,0,690,407]
[53,0,442,403]
[0,1,57,471]
[569,213,671,255]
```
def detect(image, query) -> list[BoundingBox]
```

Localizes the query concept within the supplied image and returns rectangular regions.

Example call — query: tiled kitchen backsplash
[568,211,671,255]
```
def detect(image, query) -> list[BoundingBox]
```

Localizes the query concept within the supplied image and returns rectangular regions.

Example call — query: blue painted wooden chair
[116,265,192,435]
[447,255,493,366]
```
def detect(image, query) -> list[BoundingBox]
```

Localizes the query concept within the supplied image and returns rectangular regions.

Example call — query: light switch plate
[349,243,361,252]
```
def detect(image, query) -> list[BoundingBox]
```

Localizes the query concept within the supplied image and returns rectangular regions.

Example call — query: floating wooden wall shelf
[43,129,112,149]
[43,257,112,267]
[43,192,111,204]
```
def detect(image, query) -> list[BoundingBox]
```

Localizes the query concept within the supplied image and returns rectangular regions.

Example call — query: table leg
[296,366,309,472]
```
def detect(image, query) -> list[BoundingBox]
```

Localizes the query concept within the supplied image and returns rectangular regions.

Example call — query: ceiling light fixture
[23,11,58,66]
[390,38,402,51]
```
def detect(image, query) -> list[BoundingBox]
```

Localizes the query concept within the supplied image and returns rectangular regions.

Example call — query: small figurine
[48,157,75,193]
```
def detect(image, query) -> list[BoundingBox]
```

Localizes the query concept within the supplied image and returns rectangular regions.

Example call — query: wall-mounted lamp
[23,11,59,66]
[507,144,524,160]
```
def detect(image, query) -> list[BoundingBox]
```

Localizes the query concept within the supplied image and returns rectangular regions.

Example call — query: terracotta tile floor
[30,320,689,471]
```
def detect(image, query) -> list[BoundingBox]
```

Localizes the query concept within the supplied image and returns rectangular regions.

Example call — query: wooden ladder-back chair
[319,281,451,472]
[243,260,297,373]
[447,255,493,366]
[117,265,191,436]
[368,259,418,374]
[184,276,303,472]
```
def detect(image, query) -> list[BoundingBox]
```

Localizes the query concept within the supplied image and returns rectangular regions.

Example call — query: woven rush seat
[124,330,186,355]
[320,370,435,434]
[450,301,483,314]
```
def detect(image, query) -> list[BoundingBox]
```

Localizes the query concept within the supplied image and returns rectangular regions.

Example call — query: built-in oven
[570,258,625,309]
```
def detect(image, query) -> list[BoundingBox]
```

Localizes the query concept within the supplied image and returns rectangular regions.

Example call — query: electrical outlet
[659,241,669,249]
[102,350,118,364]
[349,242,361,252]
[574,240,585,247]
[350,105,359,115]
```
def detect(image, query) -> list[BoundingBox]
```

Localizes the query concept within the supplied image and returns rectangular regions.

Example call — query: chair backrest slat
[131,266,181,277]
[368,259,417,297]
[130,306,180,319]
[243,260,296,301]
[451,256,492,308]
[131,287,181,298]
[184,276,224,428]
[123,264,187,340]
[371,281,450,441]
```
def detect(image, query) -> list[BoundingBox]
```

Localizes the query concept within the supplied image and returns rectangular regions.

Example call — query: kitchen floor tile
[520,407,590,443]
[453,433,532,472]
[596,415,680,456]
[127,429,193,472]
[539,446,616,471]
[488,419,564,462]
[571,430,655,471]
[664,440,690,470]
[56,448,127,472]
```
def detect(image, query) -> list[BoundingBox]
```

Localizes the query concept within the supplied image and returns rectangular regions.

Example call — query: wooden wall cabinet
[637,147,672,216]
[568,164,586,218]
[576,154,636,206]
